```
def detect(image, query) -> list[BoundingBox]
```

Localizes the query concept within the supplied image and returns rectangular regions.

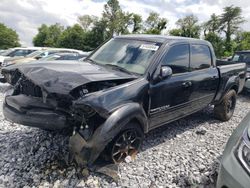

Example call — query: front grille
[19,78,42,97]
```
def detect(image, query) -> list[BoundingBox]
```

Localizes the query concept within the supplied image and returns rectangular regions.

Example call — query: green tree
[203,13,220,36]
[169,28,183,36]
[102,0,123,36]
[205,32,224,58]
[144,12,168,34]
[0,23,20,49]
[118,12,133,34]
[220,6,245,54]
[131,13,143,33]
[202,14,224,57]
[235,32,250,50]
[33,23,64,47]
[85,19,109,49]
[57,24,90,51]
[78,15,98,31]
[175,15,200,38]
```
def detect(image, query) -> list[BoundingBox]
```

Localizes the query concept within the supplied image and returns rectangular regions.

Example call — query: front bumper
[3,94,68,130]
[3,94,108,166]
[217,152,250,188]
[217,113,250,188]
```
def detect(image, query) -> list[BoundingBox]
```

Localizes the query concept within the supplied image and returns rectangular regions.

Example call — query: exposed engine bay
[1,61,140,171]
[3,67,134,130]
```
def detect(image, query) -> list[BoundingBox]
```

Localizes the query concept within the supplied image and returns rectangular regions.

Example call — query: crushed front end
[2,67,136,167]
[3,70,74,130]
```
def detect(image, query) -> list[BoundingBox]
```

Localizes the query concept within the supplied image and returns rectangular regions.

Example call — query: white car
[0,47,43,66]
[2,48,87,67]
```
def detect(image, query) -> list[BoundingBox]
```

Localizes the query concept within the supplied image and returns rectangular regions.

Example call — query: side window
[161,44,189,74]
[190,45,212,71]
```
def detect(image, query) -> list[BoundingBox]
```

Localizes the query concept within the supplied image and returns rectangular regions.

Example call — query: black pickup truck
[232,51,250,91]
[1,35,246,166]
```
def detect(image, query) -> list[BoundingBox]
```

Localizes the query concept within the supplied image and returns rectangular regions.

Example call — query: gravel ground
[0,82,250,188]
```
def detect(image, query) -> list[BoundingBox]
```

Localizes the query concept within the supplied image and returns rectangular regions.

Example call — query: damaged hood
[5,60,137,95]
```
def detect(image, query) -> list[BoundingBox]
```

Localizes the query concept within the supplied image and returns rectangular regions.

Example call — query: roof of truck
[115,34,208,44]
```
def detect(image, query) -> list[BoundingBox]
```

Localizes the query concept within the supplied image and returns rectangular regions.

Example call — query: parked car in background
[217,112,250,188]
[2,48,86,67]
[39,52,89,61]
[2,35,246,166]
[0,47,42,66]
[0,50,6,55]
[231,51,250,92]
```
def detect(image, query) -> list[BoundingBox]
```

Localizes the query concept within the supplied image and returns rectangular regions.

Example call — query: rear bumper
[3,95,68,130]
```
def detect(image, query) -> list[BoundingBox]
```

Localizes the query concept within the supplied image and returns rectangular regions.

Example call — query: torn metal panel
[68,102,147,169]
[2,61,137,95]
[69,132,89,167]
[95,164,119,182]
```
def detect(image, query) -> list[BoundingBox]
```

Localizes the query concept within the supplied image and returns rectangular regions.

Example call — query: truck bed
[214,61,246,103]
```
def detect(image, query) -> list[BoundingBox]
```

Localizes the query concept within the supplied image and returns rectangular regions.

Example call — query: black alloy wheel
[111,129,142,163]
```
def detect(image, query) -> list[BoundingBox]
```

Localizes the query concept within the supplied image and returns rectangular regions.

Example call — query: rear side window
[190,45,212,71]
[161,44,189,74]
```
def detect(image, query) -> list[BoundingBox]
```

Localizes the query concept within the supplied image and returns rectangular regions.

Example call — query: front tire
[214,90,237,121]
[108,122,144,163]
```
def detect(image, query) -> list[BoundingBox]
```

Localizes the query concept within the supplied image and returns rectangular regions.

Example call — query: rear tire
[214,90,237,121]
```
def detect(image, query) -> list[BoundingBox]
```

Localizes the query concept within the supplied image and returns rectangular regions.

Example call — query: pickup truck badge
[150,105,170,114]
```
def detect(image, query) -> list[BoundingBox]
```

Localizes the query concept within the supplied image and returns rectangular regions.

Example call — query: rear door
[188,44,219,109]
[149,44,194,128]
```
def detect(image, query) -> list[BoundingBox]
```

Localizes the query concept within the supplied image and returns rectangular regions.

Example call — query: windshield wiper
[86,59,138,75]
[104,64,134,75]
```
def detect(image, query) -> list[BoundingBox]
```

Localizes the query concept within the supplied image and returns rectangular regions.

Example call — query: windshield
[1,49,15,56]
[0,50,6,55]
[27,50,44,57]
[232,53,250,64]
[88,38,161,75]
[2,49,36,57]
[40,54,60,61]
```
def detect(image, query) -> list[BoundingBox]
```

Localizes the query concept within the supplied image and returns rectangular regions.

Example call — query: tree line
[0,0,250,58]
[0,23,20,49]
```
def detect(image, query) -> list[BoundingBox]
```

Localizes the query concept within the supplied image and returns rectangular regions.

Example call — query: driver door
[149,44,193,129]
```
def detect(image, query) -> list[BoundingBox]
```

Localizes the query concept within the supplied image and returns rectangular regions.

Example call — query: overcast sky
[0,0,249,46]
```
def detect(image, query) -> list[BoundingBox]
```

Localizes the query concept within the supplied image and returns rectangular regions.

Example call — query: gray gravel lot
[0,83,249,188]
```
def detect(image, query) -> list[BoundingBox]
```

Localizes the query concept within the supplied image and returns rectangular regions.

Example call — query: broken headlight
[2,61,14,67]
[235,130,250,174]
[72,104,96,121]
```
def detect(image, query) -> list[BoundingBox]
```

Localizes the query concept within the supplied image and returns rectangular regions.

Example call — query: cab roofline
[114,34,210,45]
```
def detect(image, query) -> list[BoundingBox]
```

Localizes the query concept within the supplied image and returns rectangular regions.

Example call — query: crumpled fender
[71,102,148,166]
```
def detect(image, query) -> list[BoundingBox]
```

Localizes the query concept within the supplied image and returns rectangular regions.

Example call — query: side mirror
[160,66,172,80]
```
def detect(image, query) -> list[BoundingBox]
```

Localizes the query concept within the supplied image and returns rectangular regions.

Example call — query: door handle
[182,81,192,88]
